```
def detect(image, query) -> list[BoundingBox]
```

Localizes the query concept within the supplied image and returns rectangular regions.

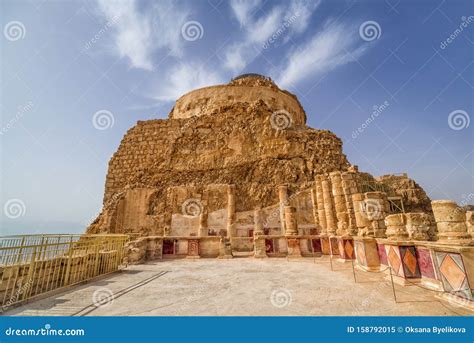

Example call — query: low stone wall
[121,193,473,309]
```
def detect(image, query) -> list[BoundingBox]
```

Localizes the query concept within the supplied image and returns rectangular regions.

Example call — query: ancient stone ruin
[87,74,473,308]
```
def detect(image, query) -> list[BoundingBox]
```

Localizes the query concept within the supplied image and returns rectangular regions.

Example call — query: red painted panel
[417,247,436,279]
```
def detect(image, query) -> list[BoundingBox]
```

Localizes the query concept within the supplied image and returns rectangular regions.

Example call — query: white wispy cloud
[96,0,153,70]
[94,0,369,104]
[286,0,321,35]
[224,0,320,73]
[276,22,368,88]
[96,0,189,70]
[150,63,225,102]
[224,7,283,72]
[229,0,262,26]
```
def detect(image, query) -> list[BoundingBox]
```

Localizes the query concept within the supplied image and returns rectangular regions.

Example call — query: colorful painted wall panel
[400,246,421,279]
[385,245,404,277]
[312,239,322,253]
[321,237,330,255]
[434,251,473,301]
[416,247,436,279]
[377,244,387,265]
[341,239,355,260]
[355,240,367,266]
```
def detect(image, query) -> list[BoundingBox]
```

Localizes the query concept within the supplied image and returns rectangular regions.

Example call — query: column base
[353,237,381,270]
[286,237,302,257]
[187,239,200,259]
[218,238,233,259]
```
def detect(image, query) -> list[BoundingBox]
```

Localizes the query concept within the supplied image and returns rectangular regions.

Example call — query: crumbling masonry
[87,74,473,308]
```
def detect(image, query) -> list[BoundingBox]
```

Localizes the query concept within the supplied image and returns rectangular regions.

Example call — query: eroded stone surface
[87,75,434,240]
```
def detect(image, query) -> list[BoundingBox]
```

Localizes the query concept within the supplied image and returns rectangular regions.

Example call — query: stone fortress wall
[87,74,473,309]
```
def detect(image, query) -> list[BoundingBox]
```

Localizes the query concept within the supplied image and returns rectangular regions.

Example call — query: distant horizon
[1,0,473,235]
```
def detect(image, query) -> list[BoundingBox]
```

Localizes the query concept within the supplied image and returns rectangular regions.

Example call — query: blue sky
[1,0,473,235]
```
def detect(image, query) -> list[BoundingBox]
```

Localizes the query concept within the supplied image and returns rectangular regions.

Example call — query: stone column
[315,176,327,234]
[405,213,431,241]
[310,186,320,231]
[226,184,236,238]
[285,206,301,257]
[385,213,408,240]
[321,175,337,236]
[352,193,367,236]
[284,206,298,236]
[329,171,349,236]
[254,207,264,235]
[431,200,471,244]
[187,239,200,259]
[278,185,289,235]
[163,212,172,237]
[353,192,387,237]
[363,192,387,238]
[253,207,267,258]
[466,211,474,237]
[198,207,208,237]
[341,171,358,236]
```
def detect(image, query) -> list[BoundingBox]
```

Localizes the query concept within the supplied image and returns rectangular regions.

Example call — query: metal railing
[359,178,405,214]
[0,234,128,310]
[359,179,392,194]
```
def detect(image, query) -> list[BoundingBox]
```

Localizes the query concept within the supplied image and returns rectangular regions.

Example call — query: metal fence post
[63,236,74,286]
[23,246,37,300]
[351,259,357,283]
[389,266,397,303]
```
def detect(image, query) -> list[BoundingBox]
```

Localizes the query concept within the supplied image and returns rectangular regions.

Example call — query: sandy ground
[5,257,472,316]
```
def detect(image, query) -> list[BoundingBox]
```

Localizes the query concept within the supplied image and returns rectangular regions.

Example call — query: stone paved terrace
[5,258,473,316]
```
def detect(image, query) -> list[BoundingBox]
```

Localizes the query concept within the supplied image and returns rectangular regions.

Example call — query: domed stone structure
[86,75,473,306]
[87,75,432,238]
